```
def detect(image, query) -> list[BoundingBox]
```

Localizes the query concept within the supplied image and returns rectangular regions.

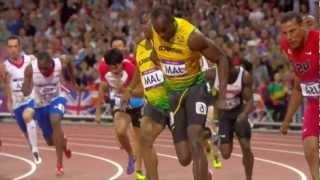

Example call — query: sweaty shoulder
[176,18,197,43]
[188,29,208,51]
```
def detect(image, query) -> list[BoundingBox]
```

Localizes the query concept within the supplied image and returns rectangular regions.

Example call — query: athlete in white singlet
[2,36,41,164]
[22,51,74,176]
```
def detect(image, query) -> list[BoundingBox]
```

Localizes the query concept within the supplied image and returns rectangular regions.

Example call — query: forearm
[95,83,106,118]
[242,99,253,117]
[130,79,144,97]
[126,69,139,92]
[4,83,12,103]
[22,83,32,96]
[283,88,303,123]
[217,55,229,93]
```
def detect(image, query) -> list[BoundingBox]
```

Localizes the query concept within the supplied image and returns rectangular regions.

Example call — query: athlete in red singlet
[279,12,319,180]
[95,49,146,179]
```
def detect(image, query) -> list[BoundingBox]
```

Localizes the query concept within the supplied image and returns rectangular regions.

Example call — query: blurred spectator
[0,0,309,118]
[267,72,288,122]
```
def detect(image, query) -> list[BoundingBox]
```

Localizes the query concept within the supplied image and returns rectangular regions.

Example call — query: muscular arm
[22,65,33,96]
[188,30,230,95]
[95,81,108,122]
[283,76,302,124]
[60,57,76,86]
[241,71,254,116]
[3,68,13,108]
[0,63,5,81]
[123,44,145,98]
[130,77,144,97]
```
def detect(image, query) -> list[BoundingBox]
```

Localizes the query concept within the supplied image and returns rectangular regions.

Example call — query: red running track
[0,122,312,180]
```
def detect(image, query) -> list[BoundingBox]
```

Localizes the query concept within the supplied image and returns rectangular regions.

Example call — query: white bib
[142,69,164,89]
[300,81,320,97]
[162,61,186,76]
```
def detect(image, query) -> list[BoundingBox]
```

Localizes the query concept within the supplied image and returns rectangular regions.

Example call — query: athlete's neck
[145,39,152,49]
[41,60,55,77]
[294,29,308,50]
[9,56,23,67]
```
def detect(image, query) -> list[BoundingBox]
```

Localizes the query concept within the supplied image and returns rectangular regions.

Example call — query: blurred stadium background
[0,0,318,129]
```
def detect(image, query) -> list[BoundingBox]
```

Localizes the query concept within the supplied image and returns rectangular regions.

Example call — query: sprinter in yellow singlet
[122,12,172,180]
[147,6,230,180]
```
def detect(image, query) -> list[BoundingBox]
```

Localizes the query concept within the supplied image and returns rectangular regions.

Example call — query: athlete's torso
[152,17,204,92]
[32,58,62,107]
[4,54,34,109]
[136,39,169,109]
[99,60,135,99]
[214,67,245,110]
[280,30,320,98]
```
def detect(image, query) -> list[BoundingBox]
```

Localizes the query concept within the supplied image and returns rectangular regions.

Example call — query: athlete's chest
[287,45,318,80]
[105,71,129,88]
[33,71,61,85]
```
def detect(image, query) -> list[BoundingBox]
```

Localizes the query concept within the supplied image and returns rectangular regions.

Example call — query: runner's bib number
[143,69,164,89]
[300,81,320,97]
[162,62,186,76]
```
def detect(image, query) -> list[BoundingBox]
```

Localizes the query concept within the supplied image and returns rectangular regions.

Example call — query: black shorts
[169,83,212,143]
[144,103,170,127]
[218,106,251,144]
[110,98,142,128]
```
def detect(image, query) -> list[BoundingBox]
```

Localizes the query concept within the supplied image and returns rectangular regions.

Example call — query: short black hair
[110,36,126,46]
[36,51,51,62]
[7,36,20,45]
[104,48,123,65]
[151,6,174,23]
[280,11,303,24]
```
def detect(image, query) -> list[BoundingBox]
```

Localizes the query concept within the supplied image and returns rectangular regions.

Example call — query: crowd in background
[0,0,318,122]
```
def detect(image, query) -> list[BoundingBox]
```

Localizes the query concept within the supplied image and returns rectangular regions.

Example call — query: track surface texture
[0,122,312,180]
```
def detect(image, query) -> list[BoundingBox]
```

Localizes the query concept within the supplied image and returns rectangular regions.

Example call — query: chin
[288,43,299,49]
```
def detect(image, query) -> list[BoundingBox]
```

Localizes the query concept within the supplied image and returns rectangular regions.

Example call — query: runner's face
[7,39,20,59]
[152,16,176,41]
[38,59,53,75]
[109,63,123,75]
[111,40,126,51]
[281,19,305,49]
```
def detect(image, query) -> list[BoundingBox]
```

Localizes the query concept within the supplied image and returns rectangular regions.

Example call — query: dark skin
[207,66,254,180]
[149,15,230,180]
[122,15,167,176]
[22,56,74,170]
[151,15,229,103]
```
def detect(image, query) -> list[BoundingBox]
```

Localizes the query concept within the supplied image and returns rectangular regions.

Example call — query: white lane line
[159,152,306,180]
[234,145,304,156]
[4,138,306,180]
[3,136,307,156]
[233,153,307,180]
[4,143,123,180]
[4,136,310,179]
[0,152,37,180]
[66,133,302,146]
[71,151,123,180]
